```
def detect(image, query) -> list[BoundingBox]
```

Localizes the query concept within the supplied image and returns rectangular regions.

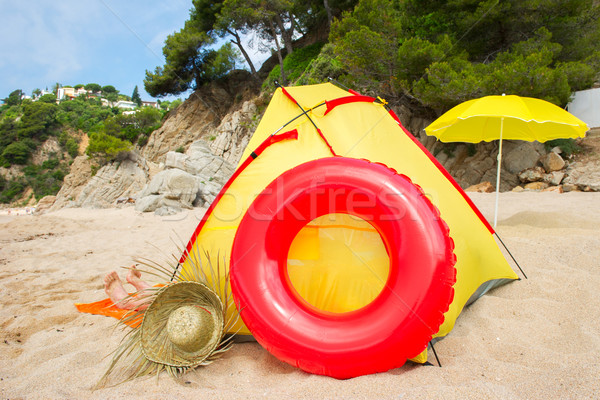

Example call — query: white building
[567,87,600,129]
[114,100,137,110]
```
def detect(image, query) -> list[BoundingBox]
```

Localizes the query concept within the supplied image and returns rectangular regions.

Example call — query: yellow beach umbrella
[425,94,589,227]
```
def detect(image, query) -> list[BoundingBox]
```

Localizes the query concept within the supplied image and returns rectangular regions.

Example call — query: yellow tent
[178,83,518,364]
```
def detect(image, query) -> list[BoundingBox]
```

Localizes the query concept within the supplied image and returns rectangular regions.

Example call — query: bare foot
[104,271,130,307]
[126,265,151,291]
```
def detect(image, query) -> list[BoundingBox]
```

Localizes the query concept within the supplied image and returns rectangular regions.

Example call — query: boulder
[542,171,565,186]
[562,161,600,192]
[518,166,546,183]
[210,100,257,165]
[137,169,200,210]
[502,142,542,174]
[135,140,234,213]
[465,181,494,193]
[542,185,563,193]
[524,181,549,191]
[34,195,57,215]
[50,153,148,210]
[540,152,565,172]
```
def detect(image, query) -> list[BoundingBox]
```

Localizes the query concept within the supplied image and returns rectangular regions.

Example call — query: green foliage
[18,101,58,140]
[544,138,582,156]
[38,94,57,104]
[2,141,32,164]
[265,42,325,88]
[4,90,23,106]
[144,24,215,97]
[84,83,102,93]
[329,0,600,110]
[102,85,117,94]
[65,138,79,158]
[86,132,133,160]
[0,176,26,203]
[22,160,68,200]
[132,86,142,107]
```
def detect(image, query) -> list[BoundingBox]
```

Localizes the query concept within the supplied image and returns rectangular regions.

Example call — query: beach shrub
[0,177,26,203]
[544,138,581,156]
[86,132,132,160]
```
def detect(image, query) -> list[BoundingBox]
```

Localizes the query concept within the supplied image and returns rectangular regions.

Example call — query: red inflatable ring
[230,157,456,379]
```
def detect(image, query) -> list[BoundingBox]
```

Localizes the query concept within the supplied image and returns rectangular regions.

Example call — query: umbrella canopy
[425,94,588,143]
[425,94,589,227]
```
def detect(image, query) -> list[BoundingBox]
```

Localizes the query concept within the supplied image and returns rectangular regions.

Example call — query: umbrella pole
[493,118,504,228]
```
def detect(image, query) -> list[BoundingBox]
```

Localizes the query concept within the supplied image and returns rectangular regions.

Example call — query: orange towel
[75,296,143,327]
[75,284,164,328]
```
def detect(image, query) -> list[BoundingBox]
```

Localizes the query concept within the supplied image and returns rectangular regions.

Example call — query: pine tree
[131,86,142,107]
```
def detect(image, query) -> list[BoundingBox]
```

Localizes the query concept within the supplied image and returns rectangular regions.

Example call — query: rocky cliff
[41,78,599,214]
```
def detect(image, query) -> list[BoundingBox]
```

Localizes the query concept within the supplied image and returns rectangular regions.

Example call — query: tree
[131,86,142,107]
[330,0,600,110]
[32,88,42,98]
[102,85,117,94]
[4,90,23,107]
[84,83,102,93]
[38,93,57,104]
[144,21,243,97]
[2,142,32,164]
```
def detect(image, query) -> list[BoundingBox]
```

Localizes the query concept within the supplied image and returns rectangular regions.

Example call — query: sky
[0,0,246,102]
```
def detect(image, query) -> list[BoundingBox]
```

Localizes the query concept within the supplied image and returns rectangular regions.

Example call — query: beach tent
[178,82,519,364]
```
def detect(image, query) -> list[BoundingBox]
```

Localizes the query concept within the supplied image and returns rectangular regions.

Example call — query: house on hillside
[115,100,136,110]
[56,87,76,101]
[141,101,160,109]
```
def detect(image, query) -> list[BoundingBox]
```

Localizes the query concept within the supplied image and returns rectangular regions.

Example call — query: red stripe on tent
[316,128,337,156]
[280,86,296,103]
[387,108,495,234]
[179,129,300,264]
[324,95,376,116]
[349,89,361,96]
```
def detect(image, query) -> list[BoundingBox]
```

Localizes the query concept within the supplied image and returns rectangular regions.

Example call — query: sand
[1,192,599,399]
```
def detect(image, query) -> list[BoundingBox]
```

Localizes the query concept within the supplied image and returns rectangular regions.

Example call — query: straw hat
[140,281,225,368]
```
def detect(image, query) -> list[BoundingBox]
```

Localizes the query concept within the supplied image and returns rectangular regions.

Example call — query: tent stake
[429,341,442,367]
[494,232,528,279]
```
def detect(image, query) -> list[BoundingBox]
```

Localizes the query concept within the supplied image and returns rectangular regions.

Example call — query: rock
[465,181,494,193]
[551,146,562,154]
[134,194,162,212]
[562,183,579,192]
[0,165,23,180]
[142,73,260,163]
[524,181,549,191]
[137,169,200,209]
[50,152,148,211]
[31,137,62,166]
[562,161,600,192]
[542,171,565,186]
[49,156,94,210]
[542,185,563,193]
[518,166,546,183]
[209,100,257,165]
[540,152,565,172]
[34,195,56,215]
[502,142,542,174]
[512,186,524,192]
[135,141,234,212]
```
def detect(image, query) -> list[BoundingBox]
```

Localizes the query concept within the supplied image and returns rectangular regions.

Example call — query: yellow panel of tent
[179,83,518,364]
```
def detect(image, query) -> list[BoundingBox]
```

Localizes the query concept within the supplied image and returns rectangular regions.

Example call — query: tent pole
[493,118,504,228]
[494,232,528,279]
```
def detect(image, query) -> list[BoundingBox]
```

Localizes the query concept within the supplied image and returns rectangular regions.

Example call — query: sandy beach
[1,192,599,399]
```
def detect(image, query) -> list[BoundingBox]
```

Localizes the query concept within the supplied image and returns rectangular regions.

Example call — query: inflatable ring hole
[286,213,390,314]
